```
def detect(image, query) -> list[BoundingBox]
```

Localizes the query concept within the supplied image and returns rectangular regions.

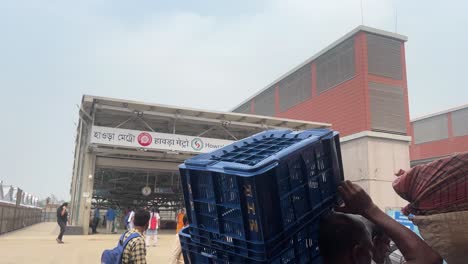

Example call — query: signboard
[90,126,234,153]
[386,209,420,235]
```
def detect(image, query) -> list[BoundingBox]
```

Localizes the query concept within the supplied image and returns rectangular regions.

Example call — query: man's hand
[336,181,442,264]
[335,180,378,218]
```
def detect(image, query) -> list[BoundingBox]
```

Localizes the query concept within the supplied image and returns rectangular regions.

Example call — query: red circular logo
[137,132,153,147]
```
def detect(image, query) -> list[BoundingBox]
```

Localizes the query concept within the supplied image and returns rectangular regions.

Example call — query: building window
[253,87,275,116]
[452,107,468,137]
[413,114,449,144]
[316,38,355,94]
[278,62,312,112]
[367,34,402,80]
[369,82,406,134]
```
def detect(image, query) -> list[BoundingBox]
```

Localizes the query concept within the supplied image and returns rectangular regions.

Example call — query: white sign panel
[90,126,233,153]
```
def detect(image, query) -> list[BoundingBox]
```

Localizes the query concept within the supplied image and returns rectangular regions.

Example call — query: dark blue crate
[179,216,326,264]
[180,129,344,243]
[187,206,332,261]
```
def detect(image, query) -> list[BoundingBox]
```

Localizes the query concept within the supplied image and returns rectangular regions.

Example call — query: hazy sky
[1,0,467,200]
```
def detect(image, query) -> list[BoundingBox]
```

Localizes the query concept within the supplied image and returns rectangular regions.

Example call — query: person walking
[170,215,188,264]
[92,207,101,234]
[106,207,116,234]
[176,208,185,233]
[56,202,68,244]
[146,208,160,247]
[127,208,135,231]
[121,209,151,264]
[155,209,160,240]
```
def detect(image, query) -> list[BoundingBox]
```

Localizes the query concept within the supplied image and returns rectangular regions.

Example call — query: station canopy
[78,95,330,211]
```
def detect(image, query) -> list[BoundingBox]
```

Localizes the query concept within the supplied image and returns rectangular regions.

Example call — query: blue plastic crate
[180,129,343,243]
[186,206,332,262]
[179,216,326,264]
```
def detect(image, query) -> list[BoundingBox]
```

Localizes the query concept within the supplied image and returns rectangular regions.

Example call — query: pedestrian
[176,208,185,233]
[146,208,160,247]
[155,208,160,239]
[121,209,151,264]
[56,202,68,244]
[92,207,101,234]
[127,208,135,231]
[170,215,188,264]
[111,207,120,233]
[124,207,131,229]
[318,180,442,264]
[106,207,116,234]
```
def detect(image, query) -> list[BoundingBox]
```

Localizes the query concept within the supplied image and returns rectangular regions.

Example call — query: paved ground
[0,222,177,264]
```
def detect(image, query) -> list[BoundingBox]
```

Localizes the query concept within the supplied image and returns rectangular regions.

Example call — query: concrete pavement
[0,222,177,263]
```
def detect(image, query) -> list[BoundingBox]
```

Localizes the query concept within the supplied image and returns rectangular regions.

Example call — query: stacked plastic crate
[179,129,344,263]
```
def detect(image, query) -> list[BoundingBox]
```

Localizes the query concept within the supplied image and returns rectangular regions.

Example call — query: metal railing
[0,202,42,235]
[42,211,58,222]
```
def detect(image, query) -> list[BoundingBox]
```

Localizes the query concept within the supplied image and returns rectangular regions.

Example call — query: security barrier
[0,202,42,235]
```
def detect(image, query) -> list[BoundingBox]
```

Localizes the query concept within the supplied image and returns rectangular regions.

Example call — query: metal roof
[411,103,468,122]
[81,95,330,130]
[231,25,408,111]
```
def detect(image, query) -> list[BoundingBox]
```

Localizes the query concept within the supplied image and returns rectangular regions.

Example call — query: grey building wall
[278,63,312,112]
[367,33,402,80]
[413,114,449,144]
[316,38,355,94]
[369,82,406,134]
[452,107,468,137]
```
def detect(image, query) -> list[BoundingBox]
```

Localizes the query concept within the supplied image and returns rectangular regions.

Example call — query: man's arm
[336,180,442,264]
[61,206,67,216]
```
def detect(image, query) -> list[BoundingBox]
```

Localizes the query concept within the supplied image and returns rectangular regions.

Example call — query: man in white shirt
[127,209,135,230]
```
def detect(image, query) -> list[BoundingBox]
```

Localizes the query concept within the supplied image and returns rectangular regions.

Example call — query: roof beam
[95,104,310,130]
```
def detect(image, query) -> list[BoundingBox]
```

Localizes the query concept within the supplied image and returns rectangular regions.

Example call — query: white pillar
[340,131,411,210]
[78,152,95,235]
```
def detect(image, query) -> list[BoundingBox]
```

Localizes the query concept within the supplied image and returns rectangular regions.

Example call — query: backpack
[149,214,158,230]
[101,231,141,264]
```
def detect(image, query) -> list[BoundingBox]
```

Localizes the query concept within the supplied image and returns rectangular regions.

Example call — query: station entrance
[69,95,329,234]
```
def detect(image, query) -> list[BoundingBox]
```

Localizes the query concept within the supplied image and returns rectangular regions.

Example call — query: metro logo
[137,132,152,147]
[191,138,204,151]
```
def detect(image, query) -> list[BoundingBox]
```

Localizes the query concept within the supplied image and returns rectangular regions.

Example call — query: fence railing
[42,211,58,222]
[0,202,42,235]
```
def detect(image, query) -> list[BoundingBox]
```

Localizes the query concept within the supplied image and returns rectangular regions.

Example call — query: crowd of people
[55,186,445,264]
[56,153,468,264]
[55,203,187,260]
[107,182,446,264]
[54,183,450,264]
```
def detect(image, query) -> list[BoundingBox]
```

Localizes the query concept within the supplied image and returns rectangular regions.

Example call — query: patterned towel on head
[392,152,468,215]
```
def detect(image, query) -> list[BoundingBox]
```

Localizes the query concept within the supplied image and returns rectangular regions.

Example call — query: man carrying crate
[319,181,442,264]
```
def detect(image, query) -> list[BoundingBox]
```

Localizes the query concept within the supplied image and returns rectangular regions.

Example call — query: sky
[0,0,467,200]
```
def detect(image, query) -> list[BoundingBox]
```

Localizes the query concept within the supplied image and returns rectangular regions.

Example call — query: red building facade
[233,26,468,165]
[233,26,410,138]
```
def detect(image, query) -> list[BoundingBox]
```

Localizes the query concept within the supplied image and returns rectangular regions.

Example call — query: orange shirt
[176,213,185,233]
